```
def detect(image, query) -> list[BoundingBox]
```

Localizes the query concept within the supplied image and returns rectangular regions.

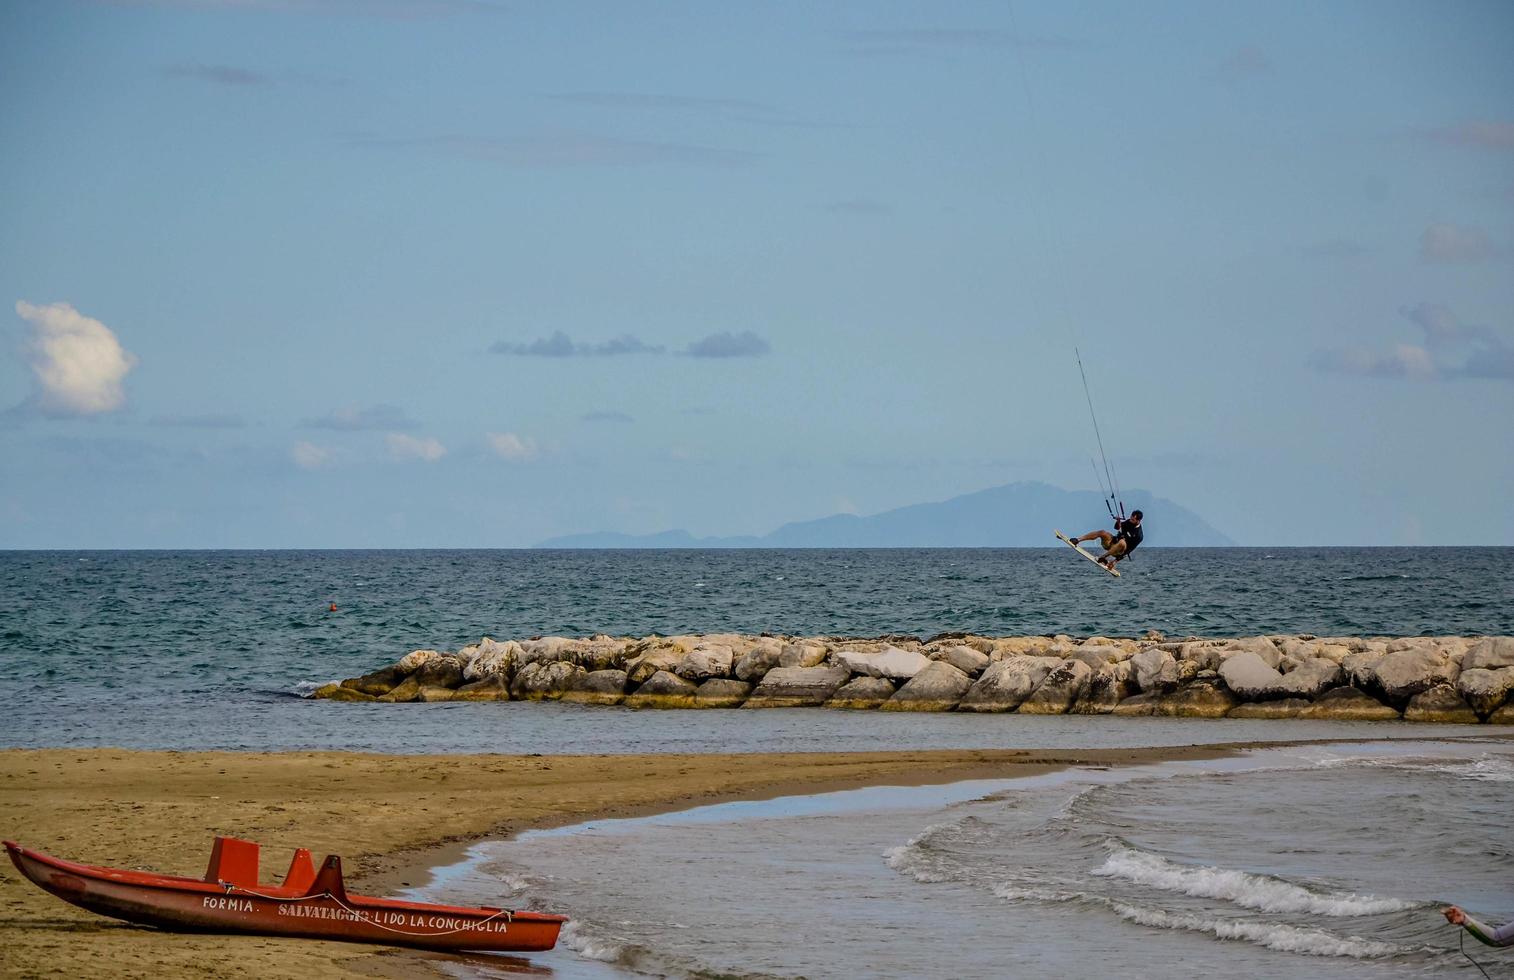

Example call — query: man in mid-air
[1071,510,1143,570]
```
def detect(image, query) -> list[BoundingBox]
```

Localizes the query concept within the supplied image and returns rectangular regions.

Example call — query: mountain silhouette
[535,481,1234,548]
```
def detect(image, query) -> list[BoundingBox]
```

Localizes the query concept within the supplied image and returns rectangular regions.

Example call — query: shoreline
[2,738,1506,979]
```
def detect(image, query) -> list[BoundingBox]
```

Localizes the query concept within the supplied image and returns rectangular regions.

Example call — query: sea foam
[1107,901,1409,958]
[1093,845,1415,916]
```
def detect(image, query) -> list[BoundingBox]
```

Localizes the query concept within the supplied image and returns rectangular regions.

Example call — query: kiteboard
[1054,530,1120,577]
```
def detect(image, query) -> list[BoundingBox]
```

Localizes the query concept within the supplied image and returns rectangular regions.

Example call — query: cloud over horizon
[682,330,770,358]
[1315,303,1514,382]
[291,441,331,469]
[386,432,446,461]
[486,431,537,461]
[490,331,664,357]
[301,403,417,430]
[14,301,138,417]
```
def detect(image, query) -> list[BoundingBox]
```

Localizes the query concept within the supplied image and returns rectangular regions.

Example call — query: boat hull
[5,841,564,953]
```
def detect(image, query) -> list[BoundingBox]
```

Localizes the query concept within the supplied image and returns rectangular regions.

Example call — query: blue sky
[1,0,1511,548]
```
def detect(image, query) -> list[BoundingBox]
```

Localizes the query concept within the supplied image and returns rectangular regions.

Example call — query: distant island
[535,481,1235,548]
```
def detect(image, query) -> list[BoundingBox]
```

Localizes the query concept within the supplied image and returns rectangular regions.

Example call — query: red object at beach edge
[4,837,566,953]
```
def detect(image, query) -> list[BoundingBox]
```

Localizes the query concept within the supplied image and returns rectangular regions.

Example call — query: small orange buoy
[328,602,337,612]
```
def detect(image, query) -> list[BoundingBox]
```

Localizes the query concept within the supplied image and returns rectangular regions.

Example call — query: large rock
[1130,649,1179,694]
[413,656,465,690]
[1404,684,1479,724]
[396,649,443,674]
[624,644,686,685]
[1071,661,1138,714]
[1218,651,1284,700]
[1227,698,1311,719]
[734,642,784,682]
[1368,648,1458,705]
[1299,687,1400,721]
[864,647,933,681]
[932,645,990,676]
[312,682,378,703]
[1464,637,1514,672]
[675,645,734,682]
[624,670,700,709]
[1067,645,1124,670]
[958,656,1063,713]
[341,665,406,697]
[1151,679,1238,718]
[509,660,586,701]
[778,641,829,668]
[745,664,850,708]
[1278,658,1344,698]
[575,636,631,672]
[1175,641,1228,671]
[378,655,465,702]
[450,675,511,701]
[1219,636,1282,669]
[826,677,896,709]
[460,638,521,682]
[517,636,580,668]
[376,674,425,703]
[561,669,628,706]
[693,678,751,708]
[1341,648,1388,688]
[1018,660,1093,715]
[1457,666,1514,717]
[1489,703,1514,725]
[882,662,971,711]
[1110,693,1159,716]
[990,637,1059,660]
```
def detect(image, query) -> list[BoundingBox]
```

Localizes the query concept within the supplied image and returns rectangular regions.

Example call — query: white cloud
[487,431,537,461]
[292,441,331,469]
[681,330,770,358]
[1320,343,1438,380]
[1315,303,1514,382]
[386,432,446,461]
[14,301,138,416]
[1420,222,1496,264]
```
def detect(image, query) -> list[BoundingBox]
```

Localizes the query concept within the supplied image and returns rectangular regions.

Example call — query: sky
[1,0,1511,548]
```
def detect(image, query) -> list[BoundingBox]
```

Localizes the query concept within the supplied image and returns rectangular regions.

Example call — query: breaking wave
[1093,844,1416,916]
[1107,901,1409,958]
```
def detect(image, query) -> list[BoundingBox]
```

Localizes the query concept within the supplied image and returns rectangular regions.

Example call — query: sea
[2,547,1512,978]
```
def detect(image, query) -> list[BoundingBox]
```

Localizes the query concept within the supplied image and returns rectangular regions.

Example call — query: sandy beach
[0,744,1263,979]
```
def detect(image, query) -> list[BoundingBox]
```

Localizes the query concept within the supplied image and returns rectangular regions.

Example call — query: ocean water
[4,550,1511,977]
[0,547,1510,750]
[414,741,1514,980]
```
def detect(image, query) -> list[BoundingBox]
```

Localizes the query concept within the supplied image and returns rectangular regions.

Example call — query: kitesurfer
[1071,510,1143,570]
[1445,906,1514,948]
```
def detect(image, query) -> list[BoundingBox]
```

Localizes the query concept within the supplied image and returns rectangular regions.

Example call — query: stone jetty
[311,633,1514,724]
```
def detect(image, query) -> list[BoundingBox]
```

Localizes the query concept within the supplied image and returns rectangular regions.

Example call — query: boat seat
[203,836,260,887]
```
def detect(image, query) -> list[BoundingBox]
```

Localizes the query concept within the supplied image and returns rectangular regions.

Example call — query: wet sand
[3,743,1289,979]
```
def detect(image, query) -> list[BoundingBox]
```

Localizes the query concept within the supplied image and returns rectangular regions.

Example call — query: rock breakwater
[311,633,1514,723]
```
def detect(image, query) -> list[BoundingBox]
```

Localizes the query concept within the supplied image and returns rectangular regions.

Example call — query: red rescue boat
[4,836,566,953]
